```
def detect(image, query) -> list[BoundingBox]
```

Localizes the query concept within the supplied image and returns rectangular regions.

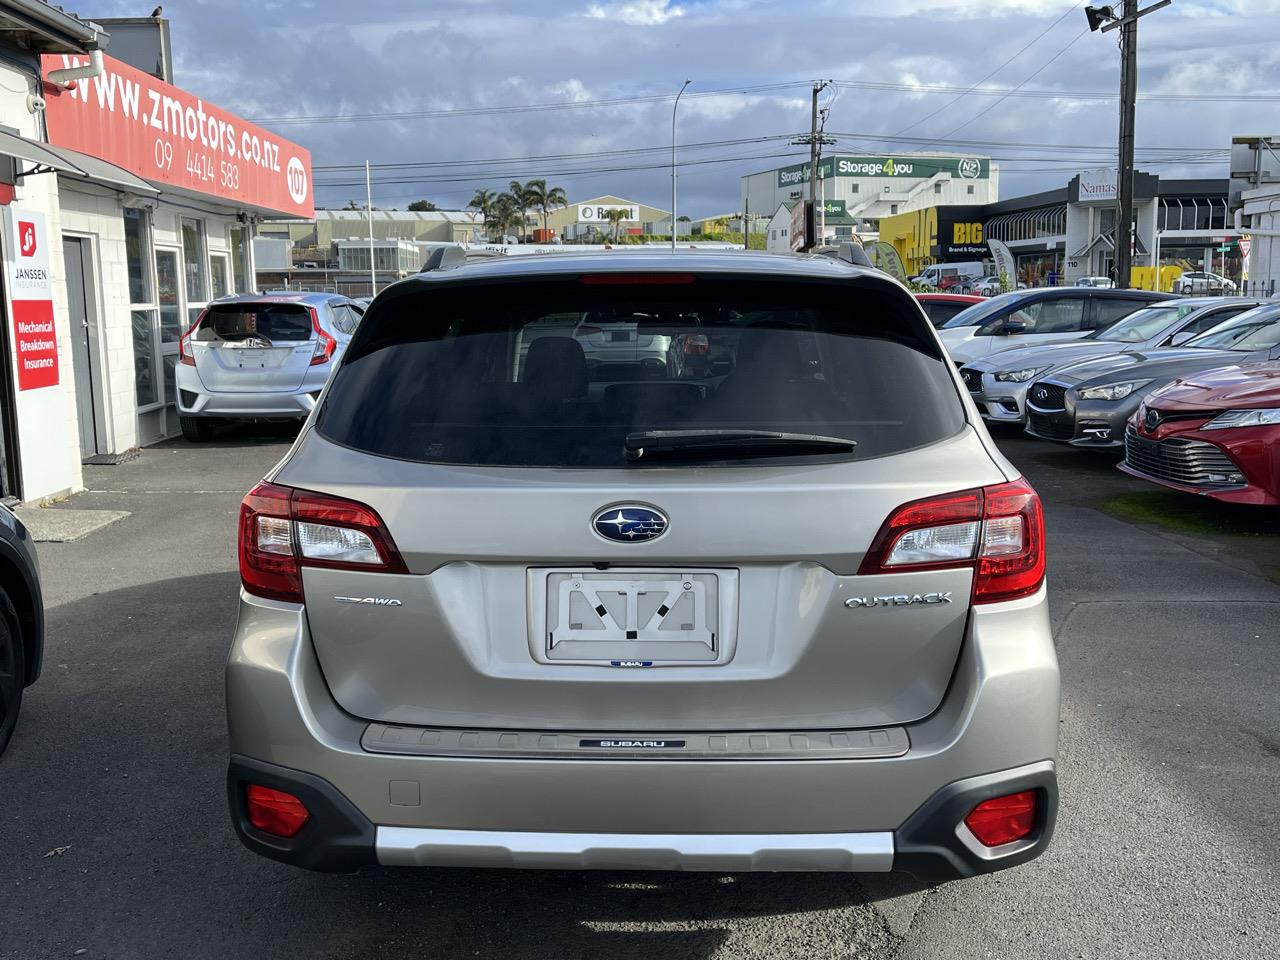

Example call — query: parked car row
[925,290,1280,506]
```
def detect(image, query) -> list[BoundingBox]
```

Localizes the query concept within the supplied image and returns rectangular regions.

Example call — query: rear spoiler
[420,247,504,273]
[812,241,874,269]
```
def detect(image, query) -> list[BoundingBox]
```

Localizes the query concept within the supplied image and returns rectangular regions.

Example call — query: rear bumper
[228,754,1056,878]
[226,586,1060,879]
[176,385,319,419]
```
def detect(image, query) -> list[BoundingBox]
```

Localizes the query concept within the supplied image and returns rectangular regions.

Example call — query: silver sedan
[958,297,1264,424]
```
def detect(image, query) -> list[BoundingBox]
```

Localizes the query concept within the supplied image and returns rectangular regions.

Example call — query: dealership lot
[0,427,1276,960]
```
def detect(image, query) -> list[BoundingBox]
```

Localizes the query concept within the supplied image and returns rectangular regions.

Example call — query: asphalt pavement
[1,424,1276,960]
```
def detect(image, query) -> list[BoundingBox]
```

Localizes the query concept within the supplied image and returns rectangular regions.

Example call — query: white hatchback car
[175,293,363,441]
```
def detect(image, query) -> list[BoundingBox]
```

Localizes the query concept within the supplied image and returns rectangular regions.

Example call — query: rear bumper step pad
[362,722,910,761]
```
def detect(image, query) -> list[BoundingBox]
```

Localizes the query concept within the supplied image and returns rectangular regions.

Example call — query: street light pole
[365,159,376,295]
[671,79,691,252]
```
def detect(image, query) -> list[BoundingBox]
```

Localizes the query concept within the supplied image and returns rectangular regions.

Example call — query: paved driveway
[1,426,1276,959]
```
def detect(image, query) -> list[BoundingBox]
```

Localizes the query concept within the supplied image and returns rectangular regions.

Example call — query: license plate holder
[532,568,738,665]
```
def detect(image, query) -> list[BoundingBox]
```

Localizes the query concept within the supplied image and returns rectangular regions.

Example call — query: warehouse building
[741,154,1000,235]
[543,196,671,241]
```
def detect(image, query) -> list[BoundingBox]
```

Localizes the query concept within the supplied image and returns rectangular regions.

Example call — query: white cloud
[585,1,686,25]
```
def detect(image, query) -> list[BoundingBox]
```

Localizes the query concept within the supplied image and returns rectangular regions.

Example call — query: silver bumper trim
[375,826,895,872]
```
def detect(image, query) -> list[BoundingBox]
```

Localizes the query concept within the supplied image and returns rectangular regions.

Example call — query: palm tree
[507,180,534,240]
[521,179,569,235]
[468,188,497,236]
[602,207,629,242]
[491,192,524,242]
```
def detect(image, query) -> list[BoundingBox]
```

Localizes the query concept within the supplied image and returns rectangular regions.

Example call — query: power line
[253,81,813,125]
[892,0,1086,137]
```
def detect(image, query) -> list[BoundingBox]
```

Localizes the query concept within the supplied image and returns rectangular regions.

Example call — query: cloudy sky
[85,0,1280,215]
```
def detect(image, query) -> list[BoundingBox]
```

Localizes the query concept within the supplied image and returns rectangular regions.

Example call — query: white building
[1232,136,1280,295]
[742,154,999,234]
[0,7,313,502]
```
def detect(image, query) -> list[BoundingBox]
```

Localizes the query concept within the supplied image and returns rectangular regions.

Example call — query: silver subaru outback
[225,251,1059,880]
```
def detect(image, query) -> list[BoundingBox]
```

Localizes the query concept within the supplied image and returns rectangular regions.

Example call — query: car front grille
[1027,410,1075,440]
[1026,381,1067,411]
[1123,427,1244,487]
[959,367,983,393]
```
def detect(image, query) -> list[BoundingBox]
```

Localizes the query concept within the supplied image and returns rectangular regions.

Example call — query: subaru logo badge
[1144,408,1160,432]
[592,505,668,543]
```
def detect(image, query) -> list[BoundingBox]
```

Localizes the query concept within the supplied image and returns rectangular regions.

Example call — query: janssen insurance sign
[4,208,58,391]
[40,52,314,218]
[777,155,989,188]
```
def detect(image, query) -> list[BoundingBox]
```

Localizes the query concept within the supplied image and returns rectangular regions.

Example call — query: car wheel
[180,416,216,442]
[0,593,23,756]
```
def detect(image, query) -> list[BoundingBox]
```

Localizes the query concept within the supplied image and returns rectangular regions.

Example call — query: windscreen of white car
[1184,306,1280,351]
[318,276,966,467]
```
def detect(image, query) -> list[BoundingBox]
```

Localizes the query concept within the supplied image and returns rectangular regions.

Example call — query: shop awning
[1071,229,1148,259]
[0,128,86,176]
[46,144,160,197]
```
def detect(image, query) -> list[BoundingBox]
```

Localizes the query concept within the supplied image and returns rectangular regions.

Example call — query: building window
[180,218,207,302]
[210,255,230,300]
[851,184,859,193]
[124,208,160,409]
[967,185,975,194]
[934,182,942,194]
[155,248,182,405]
[124,208,150,304]
[229,224,250,293]
[890,204,898,215]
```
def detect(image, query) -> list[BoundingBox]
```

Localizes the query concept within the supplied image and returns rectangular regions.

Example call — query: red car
[1121,361,1280,506]
[914,292,984,328]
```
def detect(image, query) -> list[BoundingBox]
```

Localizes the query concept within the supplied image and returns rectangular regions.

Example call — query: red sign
[6,208,58,390]
[12,300,58,390]
[40,53,314,218]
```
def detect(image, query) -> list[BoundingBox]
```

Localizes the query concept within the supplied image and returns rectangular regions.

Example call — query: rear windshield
[197,303,313,342]
[317,276,966,468]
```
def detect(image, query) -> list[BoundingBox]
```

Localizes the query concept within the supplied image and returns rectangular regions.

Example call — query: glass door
[155,247,184,426]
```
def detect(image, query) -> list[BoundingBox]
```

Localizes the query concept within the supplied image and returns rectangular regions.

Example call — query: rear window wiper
[624,429,856,462]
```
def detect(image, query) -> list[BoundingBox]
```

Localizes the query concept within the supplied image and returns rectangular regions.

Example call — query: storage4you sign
[40,52,314,218]
[4,208,57,390]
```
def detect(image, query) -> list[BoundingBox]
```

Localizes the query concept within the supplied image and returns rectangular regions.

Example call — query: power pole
[1115,0,1137,290]
[792,81,834,250]
[1088,1,1172,289]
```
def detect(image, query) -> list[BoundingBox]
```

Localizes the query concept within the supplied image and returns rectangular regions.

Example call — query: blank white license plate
[543,571,723,664]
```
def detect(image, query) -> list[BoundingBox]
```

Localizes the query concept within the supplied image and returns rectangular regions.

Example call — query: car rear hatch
[189,301,319,393]
[255,270,1035,733]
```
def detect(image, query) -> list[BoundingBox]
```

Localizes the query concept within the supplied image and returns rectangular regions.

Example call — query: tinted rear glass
[1185,306,1280,351]
[318,276,965,468]
[198,303,313,342]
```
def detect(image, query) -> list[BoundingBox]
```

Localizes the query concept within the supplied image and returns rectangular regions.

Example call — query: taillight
[238,481,407,603]
[245,784,310,838]
[963,790,1038,847]
[178,310,205,366]
[310,307,336,366]
[858,478,1045,604]
[682,334,710,356]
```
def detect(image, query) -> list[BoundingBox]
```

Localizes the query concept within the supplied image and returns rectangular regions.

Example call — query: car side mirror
[1168,331,1195,346]
[1001,320,1027,335]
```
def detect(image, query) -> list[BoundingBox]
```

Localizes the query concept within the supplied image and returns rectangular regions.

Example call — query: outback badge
[845,592,952,609]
